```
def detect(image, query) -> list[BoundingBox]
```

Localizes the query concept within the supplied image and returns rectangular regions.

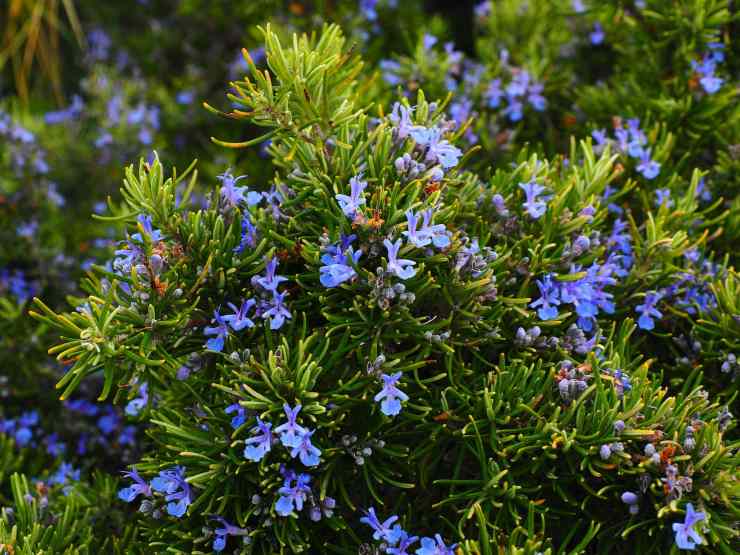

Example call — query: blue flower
[384,239,417,280]
[336,175,367,218]
[225,403,246,429]
[218,169,261,208]
[518,180,550,219]
[636,291,663,330]
[390,102,415,140]
[375,372,409,416]
[274,404,308,448]
[415,534,457,555]
[223,298,257,331]
[590,23,605,45]
[655,188,673,208]
[204,309,230,352]
[290,429,321,467]
[150,466,192,518]
[275,470,311,517]
[117,467,152,502]
[360,507,400,542]
[387,531,419,555]
[244,418,273,462]
[486,78,504,108]
[530,274,561,320]
[527,82,546,111]
[636,148,660,180]
[404,209,450,249]
[320,237,362,288]
[125,382,149,416]
[254,256,288,293]
[410,126,462,169]
[260,290,292,330]
[210,516,248,553]
[234,214,258,254]
[672,503,705,550]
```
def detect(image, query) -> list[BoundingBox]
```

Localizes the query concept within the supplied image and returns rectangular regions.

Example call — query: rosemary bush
[0,2,738,554]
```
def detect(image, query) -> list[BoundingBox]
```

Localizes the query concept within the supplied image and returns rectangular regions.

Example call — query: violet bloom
[390,102,415,140]
[290,429,321,467]
[527,82,546,111]
[420,209,451,249]
[503,95,524,122]
[530,274,561,320]
[590,23,605,45]
[591,129,608,154]
[225,403,246,429]
[410,126,462,169]
[233,214,258,254]
[254,257,288,293]
[387,531,419,555]
[244,418,273,462]
[274,403,308,448]
[486,78,504,108]
[124,382,149,416]
[336,175,367,218]
[204,309,230,352]
[655,188,673,208]
[320,244,362,288]
[360,507,400,542]
[519,180,550,219]
[150,466,192,518]
[261,290,291,330]
[375,372,409,416]
[275,471,311,516]
[672,503,705,550]
[416,534,457,555]
[210,516,248,553]
[636,149,660,180]
[223,298,257,331]
[117,467,152,502]
[384,239,417,280]
[636,291,663,330]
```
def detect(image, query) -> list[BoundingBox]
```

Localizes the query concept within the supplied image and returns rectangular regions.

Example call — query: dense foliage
[1,1,738,554]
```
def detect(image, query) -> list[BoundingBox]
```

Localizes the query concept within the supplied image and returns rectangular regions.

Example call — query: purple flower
[117,467,152,502]
[360,507,399,542]
[375,372,409,416]
[519,180,550,219]
[125,382,149,416]
[223,298,257,331]
[290,429,321,467]
[592,129,608,154]
[210,516,248,552]
[527,82,546,111]
[336,175,367,218]
[384,239,417,280]
[672,503,705,550]
[225,403,246,429]
[274,404,308,448]
[486,78,504,108]
[234,214,258,254]
[390,102,415,140]
[416,534,457,555]
[150,466,192,518]
[503,95,523,122]
[260,290,292,330]
[530,274,561,320]
[410,126,462,169]
[275,471,311,516]
[387,531,419,555]
[636,291,663,330]
[204,309,230,352]
[636,149,660,180]
[655,188,673,208]
[404,209,450,249]
[320,240,362,288]
[590,23,605,45]
[218,169,261,208]
[254,257,288,293]
[244,418,273,462]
